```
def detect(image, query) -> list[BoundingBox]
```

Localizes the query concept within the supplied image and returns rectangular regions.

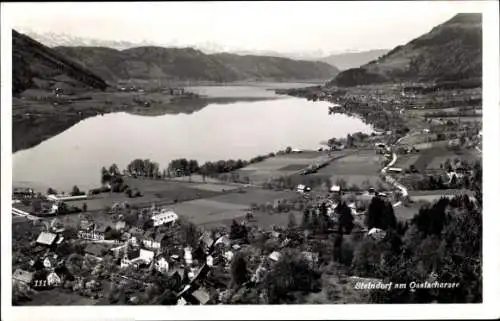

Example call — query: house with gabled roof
[189,287,211,305]
[268,251,282,262]
[115,220,127,231]
[199,231,214,253]
[214,235,231,249]
[36,231,58,246]
[155,256,169,273]
[143,231,166,250]
[47,271,61,286]
[13,269,34,285]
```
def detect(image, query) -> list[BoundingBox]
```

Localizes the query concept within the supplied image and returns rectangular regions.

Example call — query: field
[173,188,297,225]
[313,150,384,187]
[393,155,420,170]
[394,146,479,174]
[203,209,303,231]
[69,178,227,212]
[441,116,482,123]
[409,189,474,198]
[237,151,336,184]
[398,132,436,146]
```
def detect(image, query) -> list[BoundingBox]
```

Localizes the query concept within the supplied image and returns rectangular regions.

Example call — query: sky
[4,1,483,54]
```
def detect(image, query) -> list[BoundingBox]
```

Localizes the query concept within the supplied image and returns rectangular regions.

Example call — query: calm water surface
[13,84,373,191]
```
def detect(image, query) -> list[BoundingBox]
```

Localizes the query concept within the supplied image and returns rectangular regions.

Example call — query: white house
[155,257,169,273]
[347,202,357,215]
[368,228,387,240]
[268,251,282,262]
[127,236,139,247]
[47,194,88,202]
[297,184,311,193]
[330,185,341,193]
[223,251,234,262]
[184,247,193,265]
[43,257,53,269]
[47,272,61,286]
[206,255,214,267]
[142,232,165,250]
[152,210,178,227]
[139,249,155,265]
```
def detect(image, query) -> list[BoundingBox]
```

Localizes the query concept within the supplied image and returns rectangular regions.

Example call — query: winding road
[381,151,408,208]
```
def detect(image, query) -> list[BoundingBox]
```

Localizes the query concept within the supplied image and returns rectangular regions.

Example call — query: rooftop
[36,231,58,245]
[191,287,210,305]
[13,269,34,283]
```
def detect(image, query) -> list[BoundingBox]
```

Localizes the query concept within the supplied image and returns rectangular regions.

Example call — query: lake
[13,84,373,192]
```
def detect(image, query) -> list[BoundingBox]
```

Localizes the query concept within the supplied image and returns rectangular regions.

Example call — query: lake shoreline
[13,84,374,190]
[13,81,322,152]
[12,92,283,153]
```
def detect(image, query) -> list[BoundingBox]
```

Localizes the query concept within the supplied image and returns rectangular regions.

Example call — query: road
[381,150,408,208]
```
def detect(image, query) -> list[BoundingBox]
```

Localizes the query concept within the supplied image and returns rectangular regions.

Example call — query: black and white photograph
[1,1,499,320]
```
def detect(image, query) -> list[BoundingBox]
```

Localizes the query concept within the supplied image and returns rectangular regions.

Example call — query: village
[12,78,482,305]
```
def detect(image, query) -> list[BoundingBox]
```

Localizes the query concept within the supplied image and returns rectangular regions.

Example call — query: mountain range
[13,13,481,94]
[23,30,387,68]
[12,30,340,94]
[330,13,482,87]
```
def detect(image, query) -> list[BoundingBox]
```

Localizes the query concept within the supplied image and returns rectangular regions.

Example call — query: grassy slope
[12,30,108,95]
[331,13,482,87]
[54,47,339,83]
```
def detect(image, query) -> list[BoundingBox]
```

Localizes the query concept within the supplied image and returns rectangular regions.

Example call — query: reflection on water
[13,85,373,191]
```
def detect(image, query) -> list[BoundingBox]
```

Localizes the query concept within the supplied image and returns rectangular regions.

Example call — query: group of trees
[127,159,160,178]
[166,155,272,178]
[225,249,321,304]
[301,201,354,236]
[350,192,482,303]
[336,98,408,133]
[365,196,397,230]
[230,220,249,242]
[98,165,142,198]
[301,204,332,234]
[264,250,322,304]
[71,185,85,196]
[327,131,371,149]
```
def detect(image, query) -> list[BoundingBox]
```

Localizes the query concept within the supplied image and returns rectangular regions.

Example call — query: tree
[333,234,343,262]
[310,209,320,231]
[346,134,354,148]
[101,167,112,185]
[301,208,311,228]
[366,196,397,230]
[71,185,81,196]
[31,199,43,213]
[337,202,354,235]
[47,187,57,195]
[231,253,249,287]
[287,213,297,229]
[109,163,120,176]
[449,174,458,188]
[230,220,248,241]
[264,250,321,304]
[370,195,482,303]
[180,222,199,248]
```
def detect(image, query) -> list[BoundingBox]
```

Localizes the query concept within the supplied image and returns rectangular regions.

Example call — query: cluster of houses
[118,86,185,96]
